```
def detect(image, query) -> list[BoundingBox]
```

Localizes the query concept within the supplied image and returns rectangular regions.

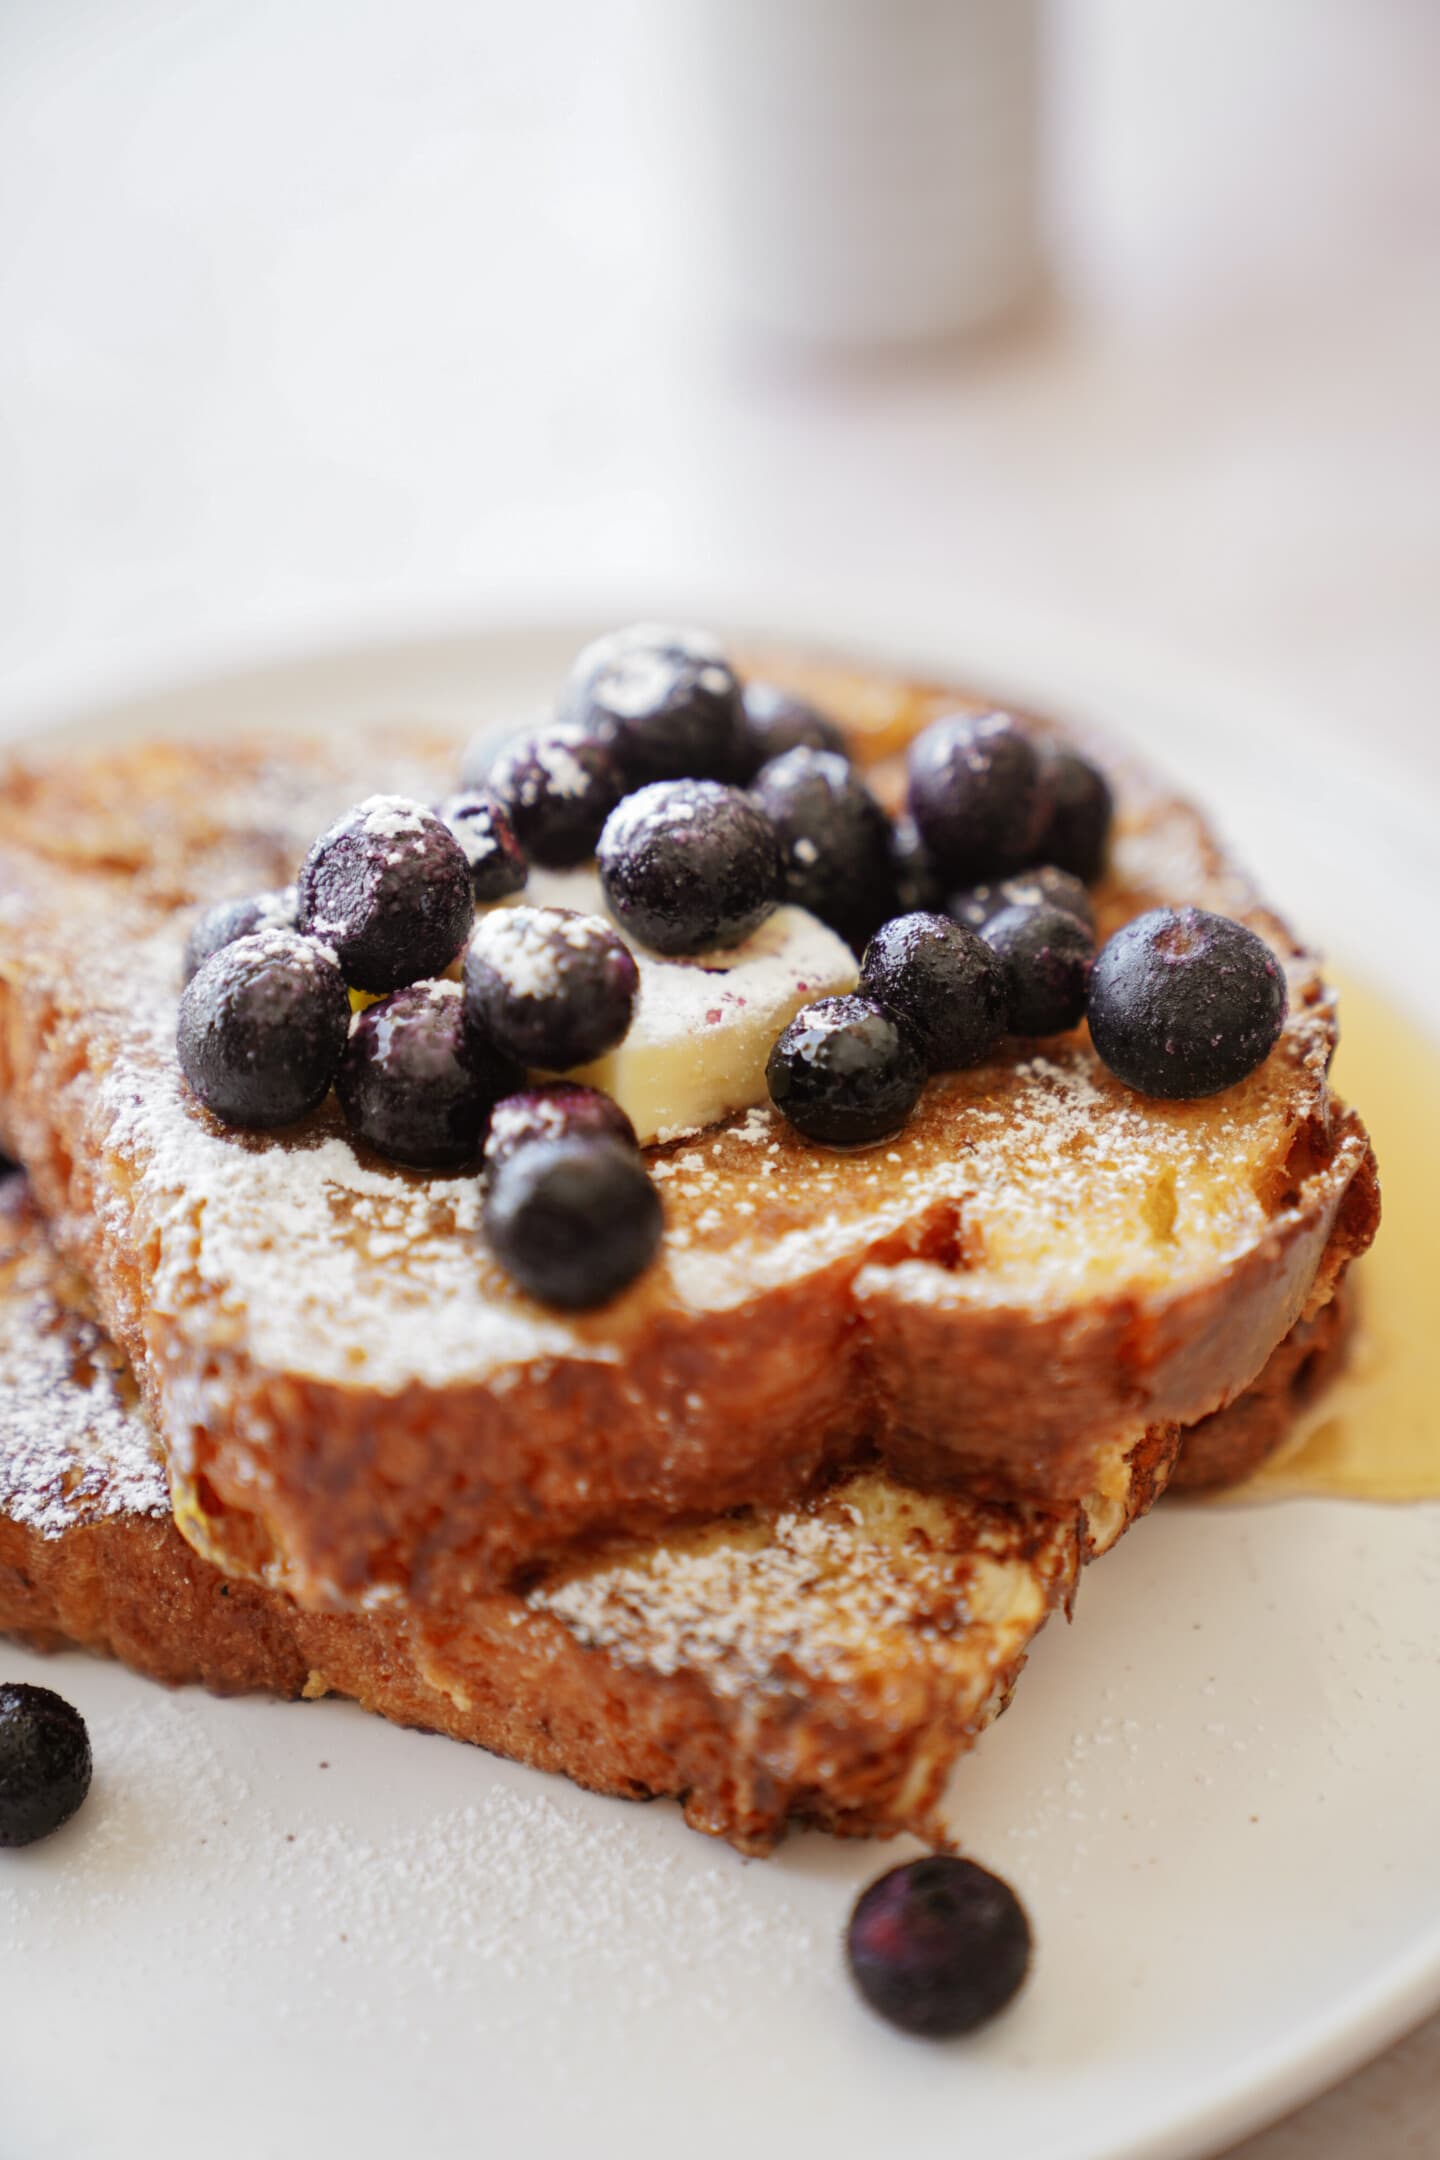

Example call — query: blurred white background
[1,6,1438,2149]
[1,0,1438,788]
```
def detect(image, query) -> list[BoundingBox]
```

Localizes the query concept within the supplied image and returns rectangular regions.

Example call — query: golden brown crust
[0,657,1379,1607]
[1170,1280,1357,1492]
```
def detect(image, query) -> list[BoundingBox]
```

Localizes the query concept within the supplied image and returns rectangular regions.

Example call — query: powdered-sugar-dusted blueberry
[483,1082,637,1175]
[182,886,297,985]
[751,746,896,953]
[563,623,744,785]
[907,711,1048,886]
[464,906,638,1070]
[176,929,350,1129]
[860,912,1008,1073]
[487,726,624,868]
[950,864,1095,938]
[297,795,474,994]
[981,901,1094,1036]
[436,789,528,902]
[766,993,923,1146]
[336,979,518,1170]
[598,779,780,956]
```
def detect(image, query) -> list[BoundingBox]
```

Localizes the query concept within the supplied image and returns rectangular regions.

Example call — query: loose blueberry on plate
[1087,906,1288,1098]
[766,993,924,1147]
[562,623,744,785]
[736,681,846,778]
[484,1082,637,1175]
[297,795,474,995]
[751,746,897,953]
[182,886,297,985]
[436,788,528,903]
[0,1683,93,1847]
[890,814,946,917]
[464,906,639,1070]
[484,1133,663,1309]
[860,913,1008,1073]
[486,725,624,869]
[981,902,1094,1037]
[846,1855,1032,2038]
[598,780,781,956]
[177,930,351,1129]
[336,980,518,1170]
[906,710,1048,886]
[949,864,1096,938]
[1035,744,1114,884]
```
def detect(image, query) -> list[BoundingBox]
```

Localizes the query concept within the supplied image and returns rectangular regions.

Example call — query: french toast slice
[0,656,1378,1610]
[0,1175,1354,1852]
[0,1174,1100,1852]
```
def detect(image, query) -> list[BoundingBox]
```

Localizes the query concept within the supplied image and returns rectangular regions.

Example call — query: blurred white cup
[643,0,1043,354]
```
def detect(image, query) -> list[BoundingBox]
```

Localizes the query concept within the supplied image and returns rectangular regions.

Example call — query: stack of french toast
[0,633,1378,1854]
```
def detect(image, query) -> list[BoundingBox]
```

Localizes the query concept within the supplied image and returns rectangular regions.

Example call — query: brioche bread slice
[0,1175,1354,1852]
[0,657,1378,1610]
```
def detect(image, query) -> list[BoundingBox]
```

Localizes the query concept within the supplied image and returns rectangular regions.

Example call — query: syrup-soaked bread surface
[0,1177,1350,1852]
[0,657,1377,1609]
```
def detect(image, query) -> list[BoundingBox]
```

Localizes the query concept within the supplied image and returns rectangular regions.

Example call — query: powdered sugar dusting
[468,905,621,1003]
[0,715,1342,1409]
[534,1471,1061,1699]
[504,728,595,807]
[0,1185,168,1535]
[354,794,433,847]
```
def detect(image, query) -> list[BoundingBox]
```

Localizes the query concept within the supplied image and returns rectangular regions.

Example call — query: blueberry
[598,780,780,957]
[464,906,638,1070]
[766,994,924,1147]
[484,1134,663,1309]
[436,789,528,903]
[949,864,1096,938]
[906,711,1048,886]
[484,1083,637,1176]
[1036,745,1114,884]
[890,814,946,917]
[177,930,351,1130]
[751,747,897,953]
[0,1683,92,1847]
[981,902,1094,1037]
[297,795,474,995]
[182,886,297,985]
[562,623,743,784]
[736,681,846,778]
[336,980,518,1170]
[846,1855,1032,2038]
[1088,906,1288,1099]
[487,726,624,869]
[860,913,1008,1073]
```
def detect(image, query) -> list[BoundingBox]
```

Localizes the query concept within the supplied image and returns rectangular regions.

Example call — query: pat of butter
[498,867,858,1144]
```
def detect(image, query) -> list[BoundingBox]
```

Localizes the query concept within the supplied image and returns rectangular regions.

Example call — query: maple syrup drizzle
[1231,972,1440,1502]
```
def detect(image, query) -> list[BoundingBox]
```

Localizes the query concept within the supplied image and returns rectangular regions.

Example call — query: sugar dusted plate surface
[1,621,1437,2160]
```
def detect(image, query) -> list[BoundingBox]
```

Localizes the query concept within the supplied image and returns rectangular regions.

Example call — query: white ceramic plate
[1,622,1437,2160]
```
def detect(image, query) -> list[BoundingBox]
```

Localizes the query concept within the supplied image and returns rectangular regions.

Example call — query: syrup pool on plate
[1227,971,1440,1502]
